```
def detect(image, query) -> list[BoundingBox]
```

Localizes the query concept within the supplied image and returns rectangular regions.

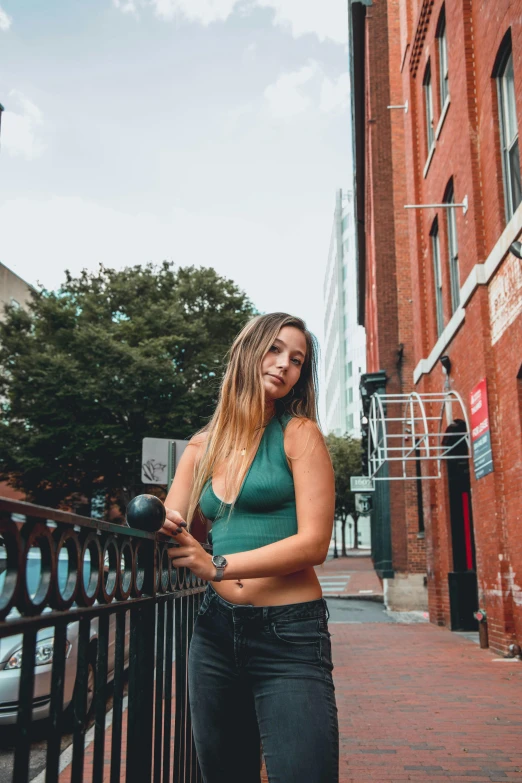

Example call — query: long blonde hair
[187,312,319,525]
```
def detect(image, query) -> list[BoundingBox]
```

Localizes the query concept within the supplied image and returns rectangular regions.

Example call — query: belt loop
[324,599,330,622]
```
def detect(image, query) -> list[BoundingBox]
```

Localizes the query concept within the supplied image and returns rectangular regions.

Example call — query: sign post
[142,438,188,489]
[470,379,494,480]
[355,494,372,514]
[350,476,375,492]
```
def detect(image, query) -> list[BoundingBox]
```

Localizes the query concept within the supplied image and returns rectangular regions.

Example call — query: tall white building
[323,189,366,437]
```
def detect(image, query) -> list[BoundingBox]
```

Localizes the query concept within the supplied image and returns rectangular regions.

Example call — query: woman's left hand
[167,527,215,582]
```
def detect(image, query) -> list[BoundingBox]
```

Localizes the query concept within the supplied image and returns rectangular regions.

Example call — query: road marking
[319,574,351,595]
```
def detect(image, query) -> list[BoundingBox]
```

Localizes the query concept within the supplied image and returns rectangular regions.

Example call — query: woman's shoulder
[186,430,210,459]
[189,430,209,446]
[283,416,325,460]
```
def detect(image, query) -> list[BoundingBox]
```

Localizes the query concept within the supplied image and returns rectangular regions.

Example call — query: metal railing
[0,497,207,783]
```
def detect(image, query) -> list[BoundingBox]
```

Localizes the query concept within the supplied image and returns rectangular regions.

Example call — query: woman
[161,312,339,783]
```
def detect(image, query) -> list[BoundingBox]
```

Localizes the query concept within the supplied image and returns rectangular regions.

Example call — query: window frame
[495,38,522,221]
[445,181,460,314]
[423,61,435,155]
[437,8,450,110]
[430,218,444,336]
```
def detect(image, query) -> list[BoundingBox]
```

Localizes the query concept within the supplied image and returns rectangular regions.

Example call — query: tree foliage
[325,433,362,553]
[0,263,255,511]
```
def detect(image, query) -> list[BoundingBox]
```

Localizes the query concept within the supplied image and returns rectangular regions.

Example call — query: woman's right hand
[159,507,188,537]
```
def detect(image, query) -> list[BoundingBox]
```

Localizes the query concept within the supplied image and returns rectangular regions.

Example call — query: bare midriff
[210,566,322,606]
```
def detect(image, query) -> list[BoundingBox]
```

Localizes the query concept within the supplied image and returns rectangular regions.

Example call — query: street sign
[142,438,188,486]
[470,379,494,480]
[350,476,375,492]
[355,494,372,514]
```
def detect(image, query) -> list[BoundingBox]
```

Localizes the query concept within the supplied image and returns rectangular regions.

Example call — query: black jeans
[188,584,339,783]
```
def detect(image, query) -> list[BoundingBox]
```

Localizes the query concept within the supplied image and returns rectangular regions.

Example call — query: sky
[0,0,353,375]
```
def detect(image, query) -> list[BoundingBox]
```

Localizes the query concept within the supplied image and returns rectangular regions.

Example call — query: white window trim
[413,199,522,382]
[431,226,444,336]
[447,196,460,314]
[437,21,449,108]
[435,97,450,140]
[497,52,520,222]
[423,141,437,178]
[424,67,435,155]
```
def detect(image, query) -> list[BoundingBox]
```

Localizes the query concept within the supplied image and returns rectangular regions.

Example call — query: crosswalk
[318,573,351,595]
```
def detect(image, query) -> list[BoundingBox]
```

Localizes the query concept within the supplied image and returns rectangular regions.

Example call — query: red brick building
[350,0,428,612]
[351,0,522,652]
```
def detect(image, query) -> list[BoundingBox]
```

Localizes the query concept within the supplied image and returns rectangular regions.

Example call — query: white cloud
[111,0,347,44]
[0,194,327,357]
[151,0,238,24]
[256,0,348,45]
[1,91,46,160]
[319,72,350,113]
[0,4,12,31]
[264,61,318,119]
[112,0,139,15]
[264,63,349,120]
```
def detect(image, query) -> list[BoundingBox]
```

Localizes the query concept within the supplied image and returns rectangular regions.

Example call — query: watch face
[213,555,227,568]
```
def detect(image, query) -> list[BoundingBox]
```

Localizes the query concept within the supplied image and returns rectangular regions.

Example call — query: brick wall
[396,0,522,652]
[363,0,427,584]
[361,0,521,644]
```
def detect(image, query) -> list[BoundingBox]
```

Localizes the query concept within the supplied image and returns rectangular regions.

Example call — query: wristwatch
[211,555,228,582]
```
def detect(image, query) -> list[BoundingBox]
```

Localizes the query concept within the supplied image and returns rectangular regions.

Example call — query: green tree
[325,433,362,554]
[0,263,255,512]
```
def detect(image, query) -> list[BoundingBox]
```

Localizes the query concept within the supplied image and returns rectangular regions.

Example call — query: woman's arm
[167,419,335,580]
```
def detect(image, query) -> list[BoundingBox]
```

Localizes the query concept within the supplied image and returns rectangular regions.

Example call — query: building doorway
[445,419,479,631]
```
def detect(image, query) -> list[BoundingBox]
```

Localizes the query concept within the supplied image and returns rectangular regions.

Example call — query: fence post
[126,541,157,783]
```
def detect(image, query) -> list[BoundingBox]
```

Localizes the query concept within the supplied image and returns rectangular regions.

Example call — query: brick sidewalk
[334,623,522,782]
[315,553,384,600]
[59,615,522,782]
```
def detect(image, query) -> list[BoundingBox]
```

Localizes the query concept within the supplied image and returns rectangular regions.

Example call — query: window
[415,449,425,536]
[437,9,449,108]
[495,35,522,221]
[423,61,435,153]
[341,214,351,234]
[445,181,460,313]
[430,219,444,336]
[348,387,354,405]
[347,414,354,432]
[346,361,353,379]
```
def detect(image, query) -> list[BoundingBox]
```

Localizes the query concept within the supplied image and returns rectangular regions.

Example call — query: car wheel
[66,642,97,727]
[85,655,96,718]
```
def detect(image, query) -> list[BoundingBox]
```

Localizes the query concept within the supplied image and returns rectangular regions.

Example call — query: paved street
[326,597,428,624]
[333,622,522,782]
[316,553,385,600]
[2,579,521,782]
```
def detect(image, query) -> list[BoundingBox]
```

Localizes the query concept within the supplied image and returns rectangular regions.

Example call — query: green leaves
[0,262,255,510]
[325,432,362,522]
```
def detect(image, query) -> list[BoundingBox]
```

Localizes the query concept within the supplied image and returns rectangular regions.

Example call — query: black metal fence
[0,497,207,783]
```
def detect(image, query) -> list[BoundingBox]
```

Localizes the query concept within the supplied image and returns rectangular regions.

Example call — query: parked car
[0,548,130,725]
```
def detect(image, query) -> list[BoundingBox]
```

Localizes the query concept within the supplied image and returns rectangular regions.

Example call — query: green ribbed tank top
[198,413,297,555]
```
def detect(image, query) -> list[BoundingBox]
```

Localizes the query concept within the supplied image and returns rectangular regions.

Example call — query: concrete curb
[323,593,384,603]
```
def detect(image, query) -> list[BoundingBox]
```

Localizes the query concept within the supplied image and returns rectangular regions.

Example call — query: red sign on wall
[470,379,494,480]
